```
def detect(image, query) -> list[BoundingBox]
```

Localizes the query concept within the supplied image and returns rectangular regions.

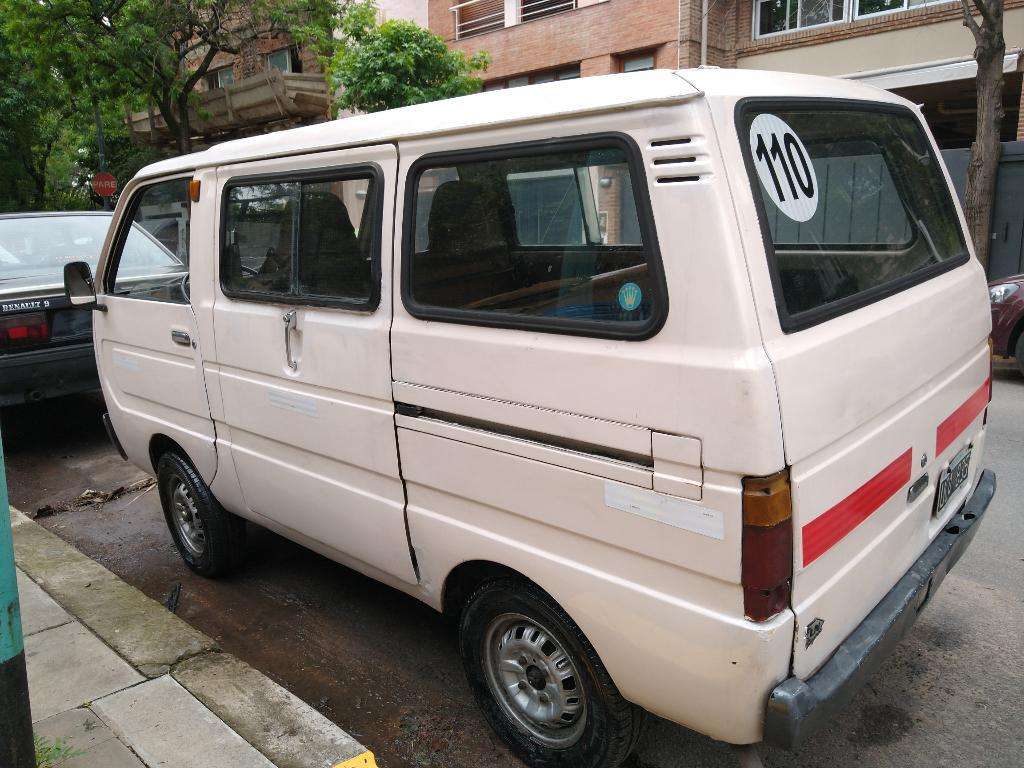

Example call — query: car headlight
[989,283,1020,304]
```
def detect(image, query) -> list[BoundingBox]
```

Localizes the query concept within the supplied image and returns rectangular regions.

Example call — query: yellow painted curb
[334,751,378,768]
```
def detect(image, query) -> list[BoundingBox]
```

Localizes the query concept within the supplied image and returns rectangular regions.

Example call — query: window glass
[266,49,292,73]
[856,0,901,12]
[622,53,655,73]
[0,215,110,288]
[112,178,190,303]
[743,106,967,322]
[409,145,659,330]
[757,0,843,34]
[206,67,234,89]
[223,173,377,305]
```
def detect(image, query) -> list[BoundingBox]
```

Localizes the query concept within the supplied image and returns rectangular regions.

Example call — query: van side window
[222,171,378,308]
[110,178,191,303]
[405,139,664,338]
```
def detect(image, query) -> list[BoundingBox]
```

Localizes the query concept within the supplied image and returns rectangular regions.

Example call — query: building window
[266,48,301,74]
[520,0,577,23]
[855,0,949,17]
[205,67,234,90]
[486,64,580,90]
[755,0,845,36]
[620,52,656,73]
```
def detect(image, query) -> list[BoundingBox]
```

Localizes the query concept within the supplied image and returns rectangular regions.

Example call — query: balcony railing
[520,0,577,23]
[451,0,579,39]
[452,0,505,39]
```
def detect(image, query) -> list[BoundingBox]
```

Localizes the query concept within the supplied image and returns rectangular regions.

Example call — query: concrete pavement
[13,508,375,768]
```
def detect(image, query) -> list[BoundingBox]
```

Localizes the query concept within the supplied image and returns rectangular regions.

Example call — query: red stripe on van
[801,449,913,567]
[936,378,990,456]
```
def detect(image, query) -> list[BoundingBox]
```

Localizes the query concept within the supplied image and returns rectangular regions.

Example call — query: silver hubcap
[483,613,586,748]
[170,480,205,558]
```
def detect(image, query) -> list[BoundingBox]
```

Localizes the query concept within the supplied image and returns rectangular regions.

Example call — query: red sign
[91,172,117,197]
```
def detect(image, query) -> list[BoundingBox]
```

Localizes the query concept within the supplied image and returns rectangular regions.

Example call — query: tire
[1015,333,1024,378]
[156,451,246,578]
[459,578,644,768]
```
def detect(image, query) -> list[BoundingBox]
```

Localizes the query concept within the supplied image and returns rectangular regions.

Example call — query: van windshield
[741,104,968,327]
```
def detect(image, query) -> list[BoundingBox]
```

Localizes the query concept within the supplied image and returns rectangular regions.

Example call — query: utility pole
[0,426,33,767]
[93,96,111,211]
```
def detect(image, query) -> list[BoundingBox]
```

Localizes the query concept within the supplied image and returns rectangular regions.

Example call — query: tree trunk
[961,0,1005,270]
[176,93,192,155]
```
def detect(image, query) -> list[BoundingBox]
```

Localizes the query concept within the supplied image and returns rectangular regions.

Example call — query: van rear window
[404,137,666,339]
[740,103,968,331]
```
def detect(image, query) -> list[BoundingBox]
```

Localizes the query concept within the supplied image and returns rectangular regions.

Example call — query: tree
[327,0,490,114]
[0,30,77,210]
[4,0,343,155]
[960,0,1005,269]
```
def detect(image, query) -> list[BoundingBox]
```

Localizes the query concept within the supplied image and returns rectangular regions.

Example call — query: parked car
[64,69,995,768]
[989,274,1024,375]
[0,211,186,406]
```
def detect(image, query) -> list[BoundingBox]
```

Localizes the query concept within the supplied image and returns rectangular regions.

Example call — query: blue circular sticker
[618,282,643,312]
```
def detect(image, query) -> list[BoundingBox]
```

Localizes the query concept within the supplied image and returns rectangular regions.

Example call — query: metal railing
[451,0,579,39]
[452,0,506,39]
[520,0,577,23]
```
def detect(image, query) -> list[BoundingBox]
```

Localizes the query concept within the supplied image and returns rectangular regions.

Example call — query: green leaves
[328,0,490,114]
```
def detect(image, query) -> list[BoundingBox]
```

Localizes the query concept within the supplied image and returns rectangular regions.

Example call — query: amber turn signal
[189,179,201,202]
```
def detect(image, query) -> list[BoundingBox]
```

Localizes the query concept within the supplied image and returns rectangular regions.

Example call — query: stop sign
[91,172,117,197]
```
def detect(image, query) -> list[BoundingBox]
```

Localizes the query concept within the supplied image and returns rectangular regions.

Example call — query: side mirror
[63,261,101,311]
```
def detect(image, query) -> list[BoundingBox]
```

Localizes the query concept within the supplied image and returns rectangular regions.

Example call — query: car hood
[989,274,1024,287]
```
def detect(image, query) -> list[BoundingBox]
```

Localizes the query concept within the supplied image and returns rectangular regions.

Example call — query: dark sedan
[0,211,183,406]
[989,273,1024,376]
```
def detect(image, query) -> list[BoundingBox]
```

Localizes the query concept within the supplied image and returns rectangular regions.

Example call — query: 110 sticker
[749,113,818,223]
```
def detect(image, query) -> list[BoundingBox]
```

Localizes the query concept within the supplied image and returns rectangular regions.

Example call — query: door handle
[282,309,298,370]
[170,329,192,347]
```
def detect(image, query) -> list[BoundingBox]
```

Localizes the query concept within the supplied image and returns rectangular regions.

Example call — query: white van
[65,69,996,767]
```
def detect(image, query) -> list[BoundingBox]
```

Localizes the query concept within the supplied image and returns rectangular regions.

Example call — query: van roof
[136,68,906,181]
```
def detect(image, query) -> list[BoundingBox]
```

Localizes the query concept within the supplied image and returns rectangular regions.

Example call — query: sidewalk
[10,508,376,768]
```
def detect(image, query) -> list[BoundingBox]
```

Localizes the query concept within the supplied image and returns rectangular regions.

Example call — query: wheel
[156,451,246,577]
[1015,333,1024,378]
[459,578,644,768]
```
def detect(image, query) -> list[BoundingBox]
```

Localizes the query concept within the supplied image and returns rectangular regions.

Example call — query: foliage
[3,0,344,154]
[35,734,82,768]
[328,0,490,114]
[0,30,77,211]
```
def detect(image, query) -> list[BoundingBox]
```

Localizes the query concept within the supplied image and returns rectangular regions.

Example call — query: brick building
[431,0,1024,147]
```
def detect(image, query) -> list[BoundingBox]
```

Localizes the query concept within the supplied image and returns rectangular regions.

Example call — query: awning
[843,50,1020,90]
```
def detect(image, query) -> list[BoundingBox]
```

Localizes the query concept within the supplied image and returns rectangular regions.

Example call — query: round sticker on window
[618,282,643,312]
[749,114,818,222]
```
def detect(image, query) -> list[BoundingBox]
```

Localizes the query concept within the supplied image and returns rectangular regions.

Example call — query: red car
[990,274,1024,375]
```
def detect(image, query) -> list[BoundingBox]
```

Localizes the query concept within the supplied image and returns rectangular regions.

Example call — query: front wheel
[157,451,246,578]
[459,578,644,768]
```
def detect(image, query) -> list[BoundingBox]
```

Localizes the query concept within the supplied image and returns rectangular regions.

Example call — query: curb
[10,508,377,768]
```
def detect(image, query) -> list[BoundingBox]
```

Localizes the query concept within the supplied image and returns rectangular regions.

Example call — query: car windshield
[0,214,183,286]
[742,104,968,325]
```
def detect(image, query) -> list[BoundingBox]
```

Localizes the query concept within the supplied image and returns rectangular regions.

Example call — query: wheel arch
[149,433,197,475]
[442,559,528,619]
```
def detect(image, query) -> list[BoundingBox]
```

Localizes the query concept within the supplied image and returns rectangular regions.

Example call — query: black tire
[459,578,644,768]
[1015,333,1024,378]
[156,451,246,578]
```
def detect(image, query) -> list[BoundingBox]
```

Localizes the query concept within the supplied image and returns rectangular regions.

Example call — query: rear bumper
[763,469,996,749]
[0,343,99,406]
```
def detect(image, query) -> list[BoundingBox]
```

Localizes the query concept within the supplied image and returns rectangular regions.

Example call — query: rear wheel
[459,578,644,768]
[1015,333,1024,377]
[157,451,245,577]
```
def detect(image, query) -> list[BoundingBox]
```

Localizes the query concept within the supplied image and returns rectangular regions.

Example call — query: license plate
[934,444,972,516]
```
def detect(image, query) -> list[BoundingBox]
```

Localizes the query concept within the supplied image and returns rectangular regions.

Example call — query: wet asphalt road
[2,369,1022,768]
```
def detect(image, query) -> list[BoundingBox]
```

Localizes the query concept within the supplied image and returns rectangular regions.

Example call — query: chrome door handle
[170,329,191,347]
[282,309,297,370]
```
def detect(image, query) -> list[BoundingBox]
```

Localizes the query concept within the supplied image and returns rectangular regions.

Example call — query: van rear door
[737,100,991,677]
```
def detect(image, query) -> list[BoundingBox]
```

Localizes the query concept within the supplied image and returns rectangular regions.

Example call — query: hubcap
[170,480,205,558]
[483,613,587,748]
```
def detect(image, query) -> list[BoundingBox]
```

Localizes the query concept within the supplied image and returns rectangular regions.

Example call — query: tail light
[0,312,49,349]
[742,469,793,621]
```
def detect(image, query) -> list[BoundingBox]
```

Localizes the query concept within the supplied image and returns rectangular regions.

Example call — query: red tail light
[0,312,49,349]
[742,470,793,621]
